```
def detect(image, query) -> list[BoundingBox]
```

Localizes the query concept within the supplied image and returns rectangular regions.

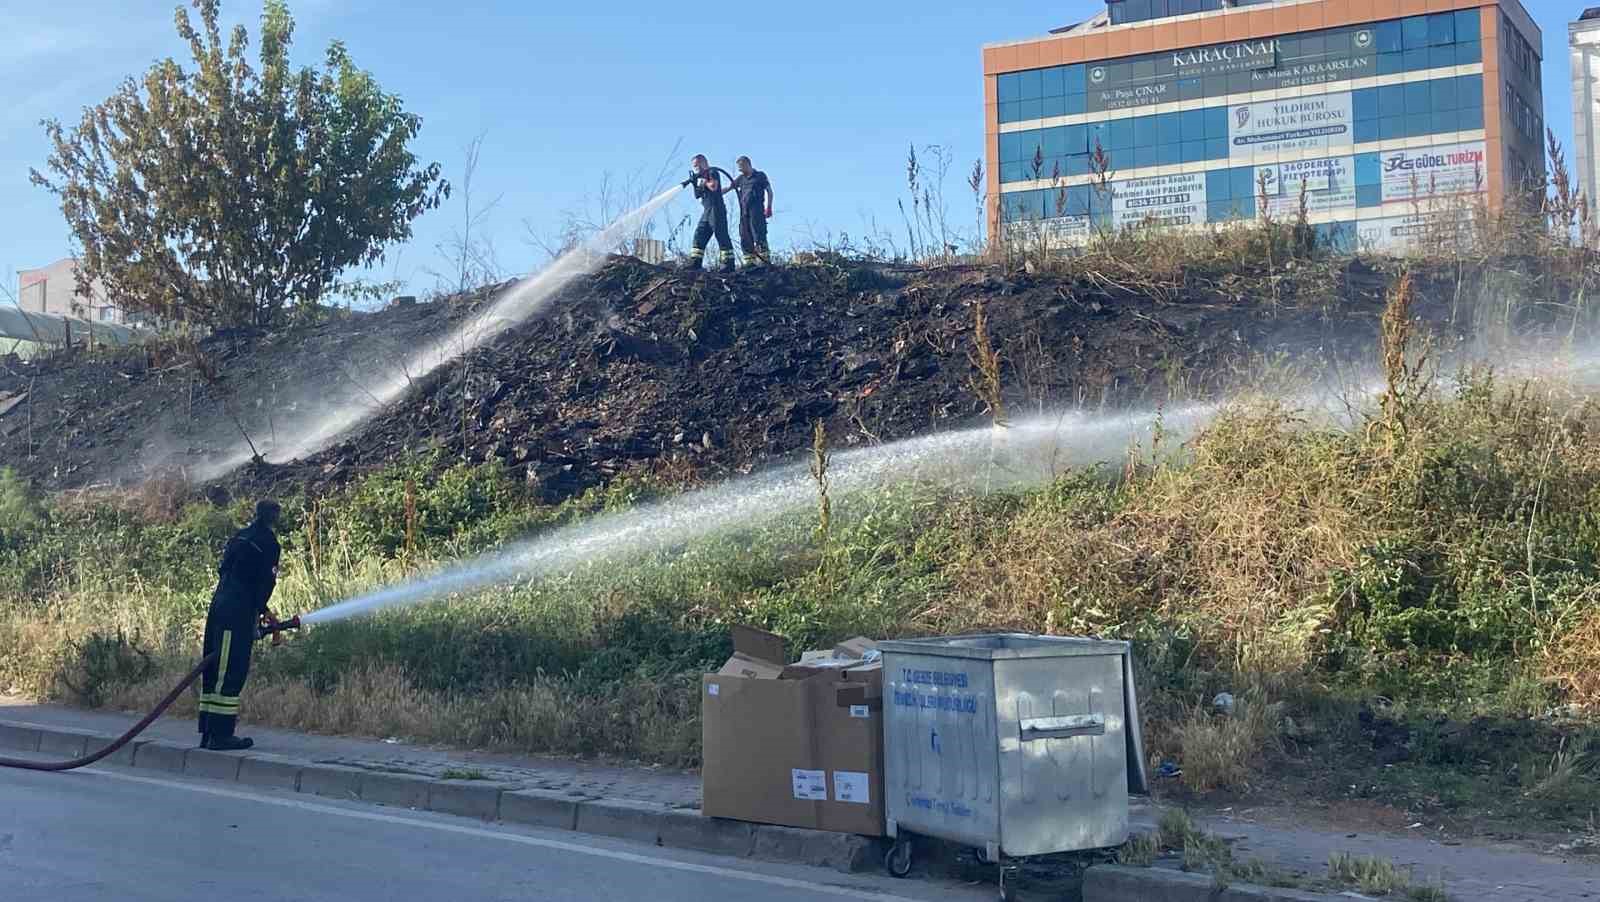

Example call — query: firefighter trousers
[691,207,735,267]
[739,206,769,263]
[198,603,256,739]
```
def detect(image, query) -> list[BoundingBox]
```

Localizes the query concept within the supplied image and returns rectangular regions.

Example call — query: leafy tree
[31,0,449,328]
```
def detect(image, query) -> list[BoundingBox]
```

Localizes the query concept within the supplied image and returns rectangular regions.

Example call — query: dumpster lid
[876,633,1130,661]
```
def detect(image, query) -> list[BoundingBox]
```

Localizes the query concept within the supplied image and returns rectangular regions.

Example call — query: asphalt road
[0,764,987,902]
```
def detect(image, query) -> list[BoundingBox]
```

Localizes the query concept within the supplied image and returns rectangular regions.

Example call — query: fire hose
[0,616,301,772]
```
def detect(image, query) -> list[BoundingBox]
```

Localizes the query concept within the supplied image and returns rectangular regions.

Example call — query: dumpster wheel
[884,836,913,878]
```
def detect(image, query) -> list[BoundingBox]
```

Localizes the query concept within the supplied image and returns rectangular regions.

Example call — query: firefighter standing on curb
[680,154,736,273]
[198,499,283,751]
[732,156,774,267]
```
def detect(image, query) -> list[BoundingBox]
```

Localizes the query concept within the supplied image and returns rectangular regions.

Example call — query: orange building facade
[982,0,1544,251]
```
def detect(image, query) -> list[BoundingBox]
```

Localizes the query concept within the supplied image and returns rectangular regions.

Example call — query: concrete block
[427,781,511,820]
[185,748,244,781]
[500,789,581,831]
[0,723,42,753]
[359,771,431,809]
[575,798,668,844]
[298,764,365,800]
[1084,866,1344,902]
[100,739,144,767]
[658,811,755,858]
[132,740,189,773]
[35,728,96,758]
[752,825,879,874]
[238,754,302,791]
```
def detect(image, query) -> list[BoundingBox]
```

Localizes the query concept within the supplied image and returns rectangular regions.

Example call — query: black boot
[719,255,736,274]
[205,735,254,751]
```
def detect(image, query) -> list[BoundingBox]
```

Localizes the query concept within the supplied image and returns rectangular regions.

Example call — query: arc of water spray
[193,186,684,481]
[299,403,1223,626]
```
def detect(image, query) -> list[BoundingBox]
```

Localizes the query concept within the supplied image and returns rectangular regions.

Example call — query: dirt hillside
[0,256,1535,501]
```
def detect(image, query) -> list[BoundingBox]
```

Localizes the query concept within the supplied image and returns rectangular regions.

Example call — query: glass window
[1208,199,1235,222]
[1041,67,1066,98]
[1180,109,1206,141]
[1427,12,1455,47]
[1157,142,1182,167]
[1042,127,1067,157]
[1019,69,1043,101]
[1379,116,1405,141]
[1207,169,1233,200]
[1109,118,1135,151]
[1067,154,1091,178]
[1088,121,1111,153]
[1455,8,1480,42]
[1178,77,1203,102]
[1378,52,1404,77]
[1430,45,1455,70]
[1403,48,1429,72]
[1403,82,1430,115]
[1378,85,1405,118]
[1205,106,1229,138]
[1228,70,1255,95]
[1133,116,1158,147]
[1181,140,1206,163]
[1354,118,1380,144]
[1041,96,1067,119]
[1355,153,1381,186]
[1353,88,1379,122]
[1459,105,1483,131]
[998,73,1021,104]
[1432,110,1459,136]
[1431,78,1459,112]
[1376,20,1403,54]
[1299,34,1327,59]
[1401,16,1429,50]
[1203,74,1230,99]
[1000,132,1023,163]
[1064,124,1088,153]
[1230,167,1256,201]
[1000,162,1024,184]
[1205,137,1229,161]
[1064,64,1086,94]
[1157,112,1181,146]
[1019,99,1043,121]
[1065,94,1087,116]
[1405,112,1431,139]
[1134,146,1159,169]
[1356,184,1382,207]
[999,103,1021,124]
[1454,40,1480,65]
[1067,185,1091,217]
[1458,74,1483,101]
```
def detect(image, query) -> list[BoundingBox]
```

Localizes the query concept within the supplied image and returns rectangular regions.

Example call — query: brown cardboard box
[833,636,878,660]
[701,627,886,836]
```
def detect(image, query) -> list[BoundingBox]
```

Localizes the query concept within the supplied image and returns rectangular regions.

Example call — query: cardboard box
[701,627,886,836]
[834,636,878,660]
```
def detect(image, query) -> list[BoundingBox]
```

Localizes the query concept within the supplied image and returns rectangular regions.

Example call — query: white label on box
[850,705,871,719]
[833,771,871,805]
[792,769,828,802]
[707,683,720,696]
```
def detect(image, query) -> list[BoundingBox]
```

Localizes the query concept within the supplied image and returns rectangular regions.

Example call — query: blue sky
[0,0,1580,298]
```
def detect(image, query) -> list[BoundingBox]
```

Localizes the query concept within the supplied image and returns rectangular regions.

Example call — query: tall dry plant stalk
[1379,271,1429,445]
[969,302,1008,429]
[809,420,831,542]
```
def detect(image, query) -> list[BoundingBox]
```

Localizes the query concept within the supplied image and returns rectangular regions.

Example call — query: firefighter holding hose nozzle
[198,499,283,751]
[680,154,736,273]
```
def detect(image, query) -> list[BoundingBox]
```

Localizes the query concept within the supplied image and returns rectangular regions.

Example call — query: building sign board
[1379,141,1487,202]
[1112,173,1207,229]
[1229,93,1353,159]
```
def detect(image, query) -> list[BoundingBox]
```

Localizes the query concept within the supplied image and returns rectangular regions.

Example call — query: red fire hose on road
[0,615,302,772]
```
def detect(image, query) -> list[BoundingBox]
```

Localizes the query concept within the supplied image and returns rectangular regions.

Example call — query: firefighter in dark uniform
[680,154,736,273]
[732,156,774,267]
[198,499,283,751]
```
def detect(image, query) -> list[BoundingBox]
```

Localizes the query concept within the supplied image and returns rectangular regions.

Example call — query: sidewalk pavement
[4,699,1599,901]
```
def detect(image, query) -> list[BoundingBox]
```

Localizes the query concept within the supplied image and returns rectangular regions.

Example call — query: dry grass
[1171,697,1282,794]
[1327,852,1449,901]
[1541,608,1600,707]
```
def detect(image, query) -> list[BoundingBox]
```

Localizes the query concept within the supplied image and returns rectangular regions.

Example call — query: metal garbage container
[880,634,1147,882]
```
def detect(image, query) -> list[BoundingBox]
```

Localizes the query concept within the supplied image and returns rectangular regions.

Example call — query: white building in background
[16,258,127,325]
[1574,9,1600,239]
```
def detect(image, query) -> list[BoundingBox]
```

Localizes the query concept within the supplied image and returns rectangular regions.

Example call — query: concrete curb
[1,719,879,874]
[1083,865,1350,902]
